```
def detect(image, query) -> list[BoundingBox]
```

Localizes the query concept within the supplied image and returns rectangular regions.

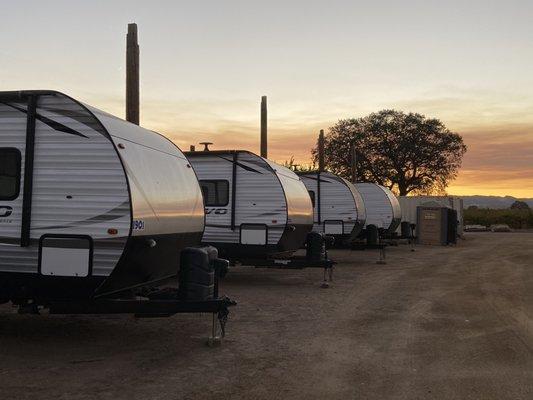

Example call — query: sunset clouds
[84,89,533,197]
[2,1,533,196]
[447,124,533,196]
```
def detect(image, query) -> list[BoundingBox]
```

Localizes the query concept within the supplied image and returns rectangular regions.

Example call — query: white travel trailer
[186,150,314,261]
[354,183,402,234]
[297,172,366,242]
[0,90,221,311]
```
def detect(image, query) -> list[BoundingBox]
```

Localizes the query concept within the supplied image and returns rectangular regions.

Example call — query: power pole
[126,23,140,125]
[260,96,267,158]
[318,129,325,172]
[350,143,357,183]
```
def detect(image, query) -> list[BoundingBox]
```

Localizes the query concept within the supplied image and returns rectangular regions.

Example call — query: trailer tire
[178,247,215,301]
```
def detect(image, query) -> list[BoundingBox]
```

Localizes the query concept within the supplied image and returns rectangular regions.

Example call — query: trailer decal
[132,220,145,230]
[205,208,228,215]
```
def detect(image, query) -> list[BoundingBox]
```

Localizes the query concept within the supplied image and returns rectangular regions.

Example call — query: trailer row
[0,90,462,341]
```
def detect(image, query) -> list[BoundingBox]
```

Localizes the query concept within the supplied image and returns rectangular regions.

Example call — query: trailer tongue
[47,294,236,342]
[16,244,236,343]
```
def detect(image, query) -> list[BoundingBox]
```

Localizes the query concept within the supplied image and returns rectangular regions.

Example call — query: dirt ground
[1,232,533,400]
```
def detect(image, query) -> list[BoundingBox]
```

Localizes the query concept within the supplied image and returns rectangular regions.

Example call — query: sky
[2,0,533,196]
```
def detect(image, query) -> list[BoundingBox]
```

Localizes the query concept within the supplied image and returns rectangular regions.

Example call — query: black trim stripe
[317,171,321,224]
[298,175,330,183]
[1,102,89,139]
[36,105,109,138]
[35,201,130,230]
[231,152,237,230]
[217,155,263,174]
[20,95,37,247]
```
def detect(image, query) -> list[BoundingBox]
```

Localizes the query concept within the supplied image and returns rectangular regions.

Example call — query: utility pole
[260,96,267,158]
[350,143,357,183]
[126,23,140,125]
[318,129,325,172]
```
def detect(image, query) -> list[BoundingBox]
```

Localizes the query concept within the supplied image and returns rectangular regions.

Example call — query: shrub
[464,208,533,229]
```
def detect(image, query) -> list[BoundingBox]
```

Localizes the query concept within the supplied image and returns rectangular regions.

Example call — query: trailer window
[308,191,316,207]
[199,180,229,206]
[0,148,21,200]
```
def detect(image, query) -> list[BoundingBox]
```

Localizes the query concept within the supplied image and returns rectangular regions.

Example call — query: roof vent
[200,142,213,151]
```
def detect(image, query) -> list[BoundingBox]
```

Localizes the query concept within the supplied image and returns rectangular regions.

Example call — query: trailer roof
[0,90,66,100]
[185,149,258,156]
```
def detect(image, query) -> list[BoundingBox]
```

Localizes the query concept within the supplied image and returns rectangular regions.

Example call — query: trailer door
[0,97,31,247]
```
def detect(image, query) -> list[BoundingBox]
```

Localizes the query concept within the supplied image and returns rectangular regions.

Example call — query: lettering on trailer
[132,219,145,230]
[205,208,228,215]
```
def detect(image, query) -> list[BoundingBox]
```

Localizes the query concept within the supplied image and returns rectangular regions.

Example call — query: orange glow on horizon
[77,93,533,199]
[3,1,533,198]
[158,122,533,199]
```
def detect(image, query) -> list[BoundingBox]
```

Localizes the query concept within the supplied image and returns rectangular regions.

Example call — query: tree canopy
[282,156,316,172]
[510,200,530,210]
[313,110,467,195]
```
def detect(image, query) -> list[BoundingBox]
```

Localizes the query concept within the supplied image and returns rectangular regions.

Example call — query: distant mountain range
[459,195,533,209]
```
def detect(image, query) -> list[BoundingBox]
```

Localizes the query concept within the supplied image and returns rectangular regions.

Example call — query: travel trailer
[297,171,366,244]
[354,183,402,234]
[186,149,315,261]
[0,90,233,322]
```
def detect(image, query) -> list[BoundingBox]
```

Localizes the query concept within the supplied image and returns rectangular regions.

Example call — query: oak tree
[313,110,466,195]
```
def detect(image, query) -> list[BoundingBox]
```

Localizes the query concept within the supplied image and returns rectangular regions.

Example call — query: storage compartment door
[240,224,268,245]
[39,236,92,277]
[324,220,344,235]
